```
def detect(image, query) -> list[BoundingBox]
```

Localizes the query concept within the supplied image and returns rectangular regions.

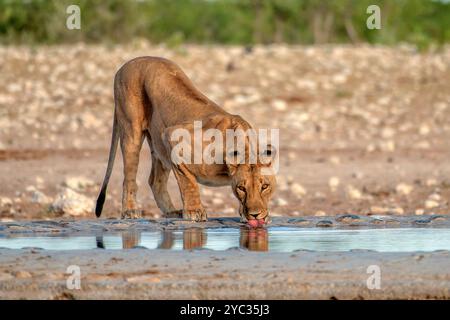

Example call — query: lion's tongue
[247,219,266,228]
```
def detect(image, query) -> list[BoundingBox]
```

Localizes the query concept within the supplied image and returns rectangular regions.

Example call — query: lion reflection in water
[96,228,269,251]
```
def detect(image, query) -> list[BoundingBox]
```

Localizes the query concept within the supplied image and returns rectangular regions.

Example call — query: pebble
[428,193,441,201]
[31,190,51,204]
[223,207,235,214]
[290,183,306,198]
[0,197,13,207]
[336,214,360,223]
[50,188,94,216]
[212,198,224,205]
[396,183,413,196]
[274,198,288,206]
[426,179,438,187]
[316,220,333,227]
[271,99,287,111]
[64,176,95,191]
[328,177,340,191]
[346,185,362,200]
[425,200,439,209]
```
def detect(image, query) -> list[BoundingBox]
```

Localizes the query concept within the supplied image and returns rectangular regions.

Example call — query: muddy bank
[0,248,449,299]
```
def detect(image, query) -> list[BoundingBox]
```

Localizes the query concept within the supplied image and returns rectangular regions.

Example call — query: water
[0,227,449,252]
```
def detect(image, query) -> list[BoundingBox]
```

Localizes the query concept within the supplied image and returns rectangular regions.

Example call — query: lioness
[95,57,277,224]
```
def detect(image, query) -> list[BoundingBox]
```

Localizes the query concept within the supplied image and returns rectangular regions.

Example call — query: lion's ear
[259,144,277,166]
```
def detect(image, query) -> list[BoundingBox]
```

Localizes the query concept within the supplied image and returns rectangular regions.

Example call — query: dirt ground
[0,43,449,220]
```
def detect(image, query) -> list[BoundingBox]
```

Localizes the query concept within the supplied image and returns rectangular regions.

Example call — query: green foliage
[0,0,448,48]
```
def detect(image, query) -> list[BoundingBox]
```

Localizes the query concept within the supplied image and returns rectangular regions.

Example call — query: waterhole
[0,227,449,252]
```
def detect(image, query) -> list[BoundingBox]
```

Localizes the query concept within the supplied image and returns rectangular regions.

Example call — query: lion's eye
[261,184,269,190]
[238,186,246,192]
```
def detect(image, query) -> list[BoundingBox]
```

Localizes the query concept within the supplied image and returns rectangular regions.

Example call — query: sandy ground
[0,44,449,220]
[0,44,449,300]
[0,216,449,300]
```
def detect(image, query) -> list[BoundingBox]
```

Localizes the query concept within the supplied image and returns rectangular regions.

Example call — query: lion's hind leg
[148,139,181,218]
[119,121,145,219]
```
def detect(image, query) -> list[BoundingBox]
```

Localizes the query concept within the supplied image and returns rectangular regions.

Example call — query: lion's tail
[95,112,119,218]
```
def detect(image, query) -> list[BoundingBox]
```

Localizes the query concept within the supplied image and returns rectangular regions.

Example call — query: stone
[274,198,288,206]
[316,220,333,227]
[271,99,287,111]
[396,183,413,196]
[290,183,306,198]
[415,209,425,215]
[64,176,95,191]
[212,198,224,205]
[347,185,362,200]
[328,177,340,191]
[425,200,439,209]
[50,188,94,216]
[314,210,326,217]
[0,197,13,207]
[31,190,51,204]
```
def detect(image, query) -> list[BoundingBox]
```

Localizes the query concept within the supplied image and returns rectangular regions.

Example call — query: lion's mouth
[243,215,270,228]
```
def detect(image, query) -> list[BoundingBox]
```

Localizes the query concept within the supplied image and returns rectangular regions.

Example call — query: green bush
[0,0,448,48]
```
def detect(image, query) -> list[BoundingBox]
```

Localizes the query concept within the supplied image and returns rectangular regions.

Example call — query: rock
[35,176,45,186]
[415,209,425,215]
[25,185,37,192]
[201,189,213,196]
[64,176,95,191]
[379,140,395,152]
[314,210,326,216]
[328,177,340,191]
[223,207,235,214]
[274,198,288,206]
[50,188,94,216]
[419,124,430,135]
[212,198,224,205]
[316,220,333,227]
[396,183,413,196]
[0,197,13,207]
[336,214,360,223]
[425,200,439,209]
[271,99,287,111]
[426,179,438,187]
[31,190,51,204]
[346,185,362,200]
[290,183,306,198]
[428,193,441,201]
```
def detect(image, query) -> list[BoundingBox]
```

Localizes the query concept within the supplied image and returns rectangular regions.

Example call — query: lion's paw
[183,208,207,222]
[121,209,143,219]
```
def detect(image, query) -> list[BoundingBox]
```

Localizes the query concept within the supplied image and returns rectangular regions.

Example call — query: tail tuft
[95,190,106,218]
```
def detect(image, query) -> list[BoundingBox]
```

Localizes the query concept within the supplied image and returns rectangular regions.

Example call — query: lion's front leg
[172,163,207,222]
[162,124,207,222]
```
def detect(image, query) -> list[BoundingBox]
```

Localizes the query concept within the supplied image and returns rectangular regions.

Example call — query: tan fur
[96,57,276,222]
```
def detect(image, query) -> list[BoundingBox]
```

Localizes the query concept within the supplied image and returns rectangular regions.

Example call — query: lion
[95,57,277,223]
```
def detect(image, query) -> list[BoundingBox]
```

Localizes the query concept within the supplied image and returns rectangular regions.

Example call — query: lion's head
[227,145,277,225]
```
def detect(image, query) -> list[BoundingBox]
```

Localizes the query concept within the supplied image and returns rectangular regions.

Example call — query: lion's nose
[248,211,261,219]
